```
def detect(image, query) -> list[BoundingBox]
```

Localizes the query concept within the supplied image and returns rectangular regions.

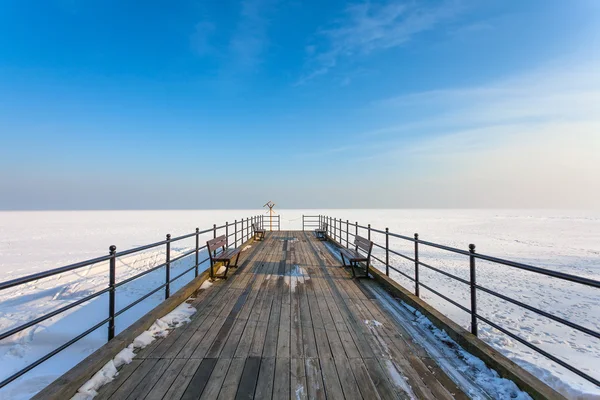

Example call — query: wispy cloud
[371,60,600,138]
[298,0,461,84]
[307,58,600,207]
[229,0,275,69]
[190,0,275,72]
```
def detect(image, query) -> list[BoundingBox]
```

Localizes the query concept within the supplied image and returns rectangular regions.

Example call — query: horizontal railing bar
[386,265,416,282]
[167,262,207,285]
[476,284,600,340]
[373,242,386,250]
[114,262,168,289]
[114,282,168,318]
[372,255,386,265]
[168,248,197,264]
[418,282,472,314]
[0,316,110,389]
[169,231,197,242]
[0,287,110,341]
[116,227,223,258]
[115,239,168,257]
[388,248,416,263]
[351,219,600,287]
[418,260,470,285]
[0,255,112,291]
[0,217,260,389]
[472,253,600,288]
[476,314,600,387]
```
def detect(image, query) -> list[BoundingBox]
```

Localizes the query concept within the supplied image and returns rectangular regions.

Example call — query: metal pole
[213,224,217,257]
[346,220,349,248]
[108,245,116,341]
[165,234,171,300]
[195,228,199,277]
[235,220,237,248]
[368,224,371,241]
[334,218,337,243]
[302,215,305,231]
[414,233,419,297]
[355,221,358,241]
[385,228,389,276]
[226,221,229,249]
[470,243,478,336]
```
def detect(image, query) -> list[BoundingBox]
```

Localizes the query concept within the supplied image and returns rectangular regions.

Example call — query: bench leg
[223,260,230,279]
[350,260,357,278]
[340,252,346,268]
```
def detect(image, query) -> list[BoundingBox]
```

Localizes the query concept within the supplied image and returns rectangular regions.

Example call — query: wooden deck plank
[217,357,246,400]
[107,359,158,400]
[161,358,203,399]
[144,358,187,400]
[199,357,233,400]
[86,231,472,400]
[236,356,261,399]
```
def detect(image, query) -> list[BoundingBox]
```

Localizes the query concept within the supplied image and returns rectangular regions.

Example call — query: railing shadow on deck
[303,214,600,389]
[0,215,272,390]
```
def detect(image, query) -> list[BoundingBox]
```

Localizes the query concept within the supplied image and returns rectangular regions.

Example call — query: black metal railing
[307,215,600,388]
[0,215,264,389]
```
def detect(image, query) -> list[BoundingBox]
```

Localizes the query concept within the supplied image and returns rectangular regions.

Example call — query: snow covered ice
[1,209,599,399]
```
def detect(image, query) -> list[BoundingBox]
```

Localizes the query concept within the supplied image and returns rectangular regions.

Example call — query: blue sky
[1,0,599,209]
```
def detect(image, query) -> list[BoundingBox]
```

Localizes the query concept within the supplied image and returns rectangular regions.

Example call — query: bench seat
[339,235,373,278]
[213,248,241,262]
[252,223,266,241]
[207,235,242,279]
[339,247,368,262]
[315,222,328,240]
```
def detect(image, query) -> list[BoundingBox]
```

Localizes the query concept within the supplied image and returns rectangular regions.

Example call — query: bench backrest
[207,235,227,253]
[354,235,373,254]
[321,222,328,230]
[252,222,263,231]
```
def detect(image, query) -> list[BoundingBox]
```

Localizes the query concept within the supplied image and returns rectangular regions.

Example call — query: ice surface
[0,209,599,399]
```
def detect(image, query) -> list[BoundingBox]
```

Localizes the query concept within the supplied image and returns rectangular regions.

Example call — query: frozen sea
[0,209,599,399]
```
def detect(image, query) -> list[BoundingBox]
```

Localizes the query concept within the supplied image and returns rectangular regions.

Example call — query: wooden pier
[90,231,467,399]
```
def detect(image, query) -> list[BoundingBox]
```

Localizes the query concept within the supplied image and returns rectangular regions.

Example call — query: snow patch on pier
[283,265,310,293]
[71,301,196,399]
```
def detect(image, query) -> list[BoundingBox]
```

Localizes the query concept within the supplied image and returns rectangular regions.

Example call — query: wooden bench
[207,235,241,279]
[315,222,328,240]
[339,235,373,278]
[252,223,266,241]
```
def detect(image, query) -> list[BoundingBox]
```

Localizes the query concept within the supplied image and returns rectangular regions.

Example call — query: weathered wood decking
[94,231,467,400]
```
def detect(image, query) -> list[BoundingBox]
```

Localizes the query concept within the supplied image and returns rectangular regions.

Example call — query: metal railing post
[355,221,358,240]
[235,220,237,248]
[302,215,305,231]
[414,233,419,297]
[334,218,338,243]
[368,224,371,241]
[195,228,199,277]
[165,234,171,300]
[213,224,217,257]
[108,245,116,341]
[385,228,389,276]
[470,243,478,336]
[346,220,349,248]
[226,221,229,248]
